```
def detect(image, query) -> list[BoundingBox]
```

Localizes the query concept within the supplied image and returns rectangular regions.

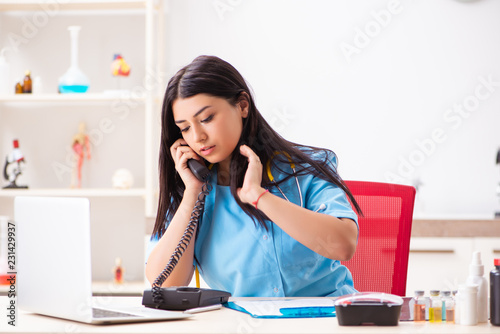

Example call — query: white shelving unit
[0,93,147,103]
[0,188,146,197]
[0,0,165,217]
[0,0,148,11]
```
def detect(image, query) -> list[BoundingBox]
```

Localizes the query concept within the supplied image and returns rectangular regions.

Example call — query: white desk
[1,296,498,334]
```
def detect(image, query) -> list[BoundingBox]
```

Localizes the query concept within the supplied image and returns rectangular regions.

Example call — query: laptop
[14,196,192,325]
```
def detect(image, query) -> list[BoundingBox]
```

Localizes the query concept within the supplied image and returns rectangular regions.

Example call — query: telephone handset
[142,158,231,310]
[187,159,210,181]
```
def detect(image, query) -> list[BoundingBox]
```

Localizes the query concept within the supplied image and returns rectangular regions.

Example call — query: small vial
[413,290,426,322]
[15,81,22,94]
[429,290,442,323]
[113,257,124,284]
[441,291,455,323]
[22,70,32,93]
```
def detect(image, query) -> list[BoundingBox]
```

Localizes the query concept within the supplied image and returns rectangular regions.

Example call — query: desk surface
[1,296,498,334]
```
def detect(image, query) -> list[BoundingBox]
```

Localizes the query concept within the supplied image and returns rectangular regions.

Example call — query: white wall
[1,0,499,219]
[164,0,500,219]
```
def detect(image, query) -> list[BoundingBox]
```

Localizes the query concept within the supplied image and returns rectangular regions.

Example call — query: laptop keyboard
[93,308,140,318]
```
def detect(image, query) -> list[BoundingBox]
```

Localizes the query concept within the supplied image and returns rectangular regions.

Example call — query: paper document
[225,298,336,318]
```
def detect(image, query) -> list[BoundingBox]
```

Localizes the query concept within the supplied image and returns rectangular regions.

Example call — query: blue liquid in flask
[59,84,89,93]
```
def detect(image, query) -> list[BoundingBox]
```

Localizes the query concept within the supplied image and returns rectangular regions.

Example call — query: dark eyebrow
[175,106,211,124]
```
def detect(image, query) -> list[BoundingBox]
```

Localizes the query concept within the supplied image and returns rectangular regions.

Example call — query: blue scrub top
[147,151,358,298]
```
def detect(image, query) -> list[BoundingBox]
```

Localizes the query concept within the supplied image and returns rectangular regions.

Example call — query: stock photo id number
[1,218,17,327]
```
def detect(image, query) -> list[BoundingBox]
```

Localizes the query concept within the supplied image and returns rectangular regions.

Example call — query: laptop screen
[15,196,94,323]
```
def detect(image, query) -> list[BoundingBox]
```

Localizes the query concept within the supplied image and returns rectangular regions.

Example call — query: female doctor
[146,55,362,297]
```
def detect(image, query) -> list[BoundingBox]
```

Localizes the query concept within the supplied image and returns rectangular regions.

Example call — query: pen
[183,304,223,314]
[279,306,336,317]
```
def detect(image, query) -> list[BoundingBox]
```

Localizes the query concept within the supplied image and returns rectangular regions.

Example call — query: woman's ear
[237,92,250,118]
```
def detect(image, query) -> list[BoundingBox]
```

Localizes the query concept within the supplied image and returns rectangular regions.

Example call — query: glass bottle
[429,290,442,323]
[113,257,123,284]
[413,290,426,322]
[22,70,32,93]
[441,290,455,323]
[491,258,500,326]
[15,81,23,94]
[58,26,90,93]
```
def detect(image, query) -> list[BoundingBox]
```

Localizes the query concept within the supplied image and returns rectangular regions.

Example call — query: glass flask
[58,26,89,93]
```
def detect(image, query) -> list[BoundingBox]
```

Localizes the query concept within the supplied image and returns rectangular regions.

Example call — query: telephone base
[142,286,231,311]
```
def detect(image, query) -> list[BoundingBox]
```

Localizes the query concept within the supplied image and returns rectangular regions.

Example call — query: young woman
[146,55,362,297]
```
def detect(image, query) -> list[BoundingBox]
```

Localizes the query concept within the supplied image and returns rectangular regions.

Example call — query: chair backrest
[342,181,416,296]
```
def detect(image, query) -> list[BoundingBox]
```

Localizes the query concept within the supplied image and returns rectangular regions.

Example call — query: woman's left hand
[237,145,266,205]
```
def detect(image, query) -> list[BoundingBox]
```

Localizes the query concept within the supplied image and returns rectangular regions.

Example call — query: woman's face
[172,94,248,166]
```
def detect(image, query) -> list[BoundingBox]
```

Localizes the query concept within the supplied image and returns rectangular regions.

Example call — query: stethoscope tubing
[271,167,303,208]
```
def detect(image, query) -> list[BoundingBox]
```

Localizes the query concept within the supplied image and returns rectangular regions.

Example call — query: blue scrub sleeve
[305,150,359,228]
[306,176,358,226]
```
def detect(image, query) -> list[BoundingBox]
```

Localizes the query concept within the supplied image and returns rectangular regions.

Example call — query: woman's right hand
[170,139,204,191]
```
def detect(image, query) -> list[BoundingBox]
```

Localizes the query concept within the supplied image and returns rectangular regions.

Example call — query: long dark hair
[152,55,362,238]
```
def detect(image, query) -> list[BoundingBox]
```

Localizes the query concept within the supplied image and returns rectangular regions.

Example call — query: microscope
[2,139,28,189]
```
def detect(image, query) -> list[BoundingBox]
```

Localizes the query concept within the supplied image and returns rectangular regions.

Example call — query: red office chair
[342,181,416,296]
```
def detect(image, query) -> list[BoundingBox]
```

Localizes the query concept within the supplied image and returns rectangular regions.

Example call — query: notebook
[14,196,192,325]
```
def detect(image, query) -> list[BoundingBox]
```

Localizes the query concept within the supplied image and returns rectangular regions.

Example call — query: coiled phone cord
[151,179,212,305]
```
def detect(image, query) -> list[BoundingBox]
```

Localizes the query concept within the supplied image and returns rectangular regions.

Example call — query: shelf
[0,93,146,104]
[0,188,146,197]
[0,0,164,216]
[0,280,147,296]
[0,0,148,12]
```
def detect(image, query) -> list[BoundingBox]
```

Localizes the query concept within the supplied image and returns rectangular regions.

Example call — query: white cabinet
[407,238,473,295]
[407,237,500,296]
[0,0,166,282]
[0,0,165,217]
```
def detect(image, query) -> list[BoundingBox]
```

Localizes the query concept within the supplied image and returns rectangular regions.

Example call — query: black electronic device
[142,157,231,310]
[187,159,210,182]
[334,292,403,326]
[142,287,231,311]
